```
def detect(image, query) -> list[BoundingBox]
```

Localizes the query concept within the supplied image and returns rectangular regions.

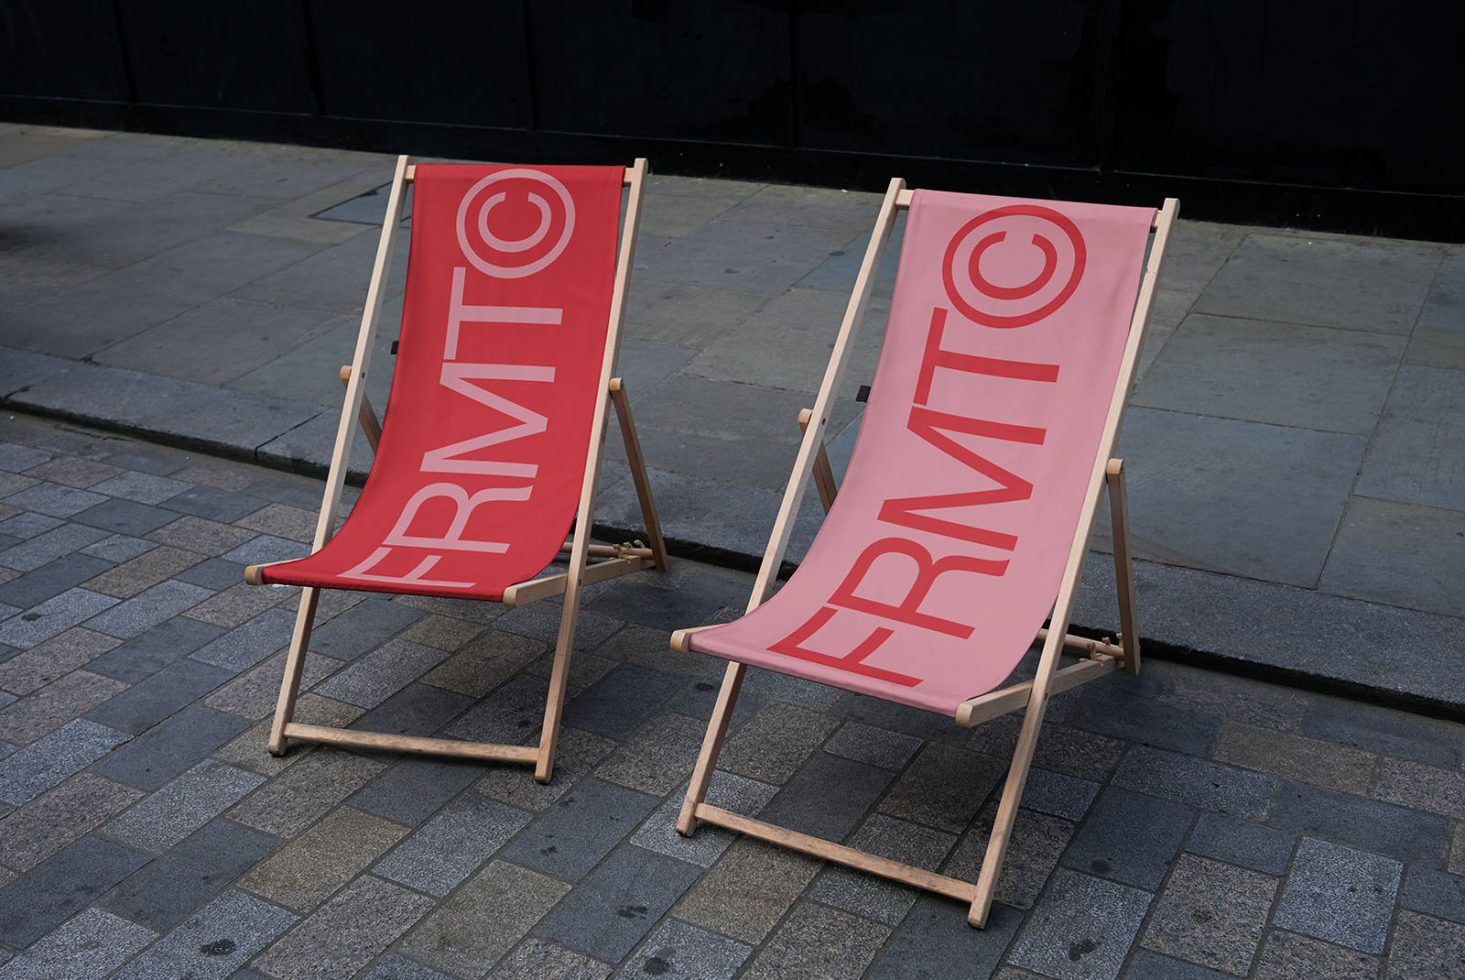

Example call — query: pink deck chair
[670,180,1178,927]
[244,156,668,783]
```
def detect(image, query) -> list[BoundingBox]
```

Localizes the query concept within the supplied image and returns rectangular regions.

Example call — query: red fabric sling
[261,164,624,600]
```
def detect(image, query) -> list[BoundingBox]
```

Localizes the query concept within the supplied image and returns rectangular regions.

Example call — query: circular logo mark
[455,168,576,280]
[941,204,1086,328]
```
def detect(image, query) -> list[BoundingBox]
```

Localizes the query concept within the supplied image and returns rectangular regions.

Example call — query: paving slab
[1367,359,1465,502]
[535,846,702,962]
[251,875,433,980]
[740,901,890,980]
[1140,854,1277,975]
[1133,314,1404,435]
[1113,408,1364,587]
[0,908,154,980]
[1265,781,1448,867]
[0,835,151,948]
[372,794,530,897]
[1007,869,1152,980]
[3,349,324,459]
[111,889,297,980]
[1194,232,1442,334]
[398,860,569,977]
[1406,246,1465,370]
[1273,837,1401,954]
[1320,495,1465,616]
[1061,785,1192,889]
[97,817,281,932]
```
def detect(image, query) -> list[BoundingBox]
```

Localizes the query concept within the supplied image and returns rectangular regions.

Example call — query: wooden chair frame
[250,156,668,783]
[670,180,1178,926]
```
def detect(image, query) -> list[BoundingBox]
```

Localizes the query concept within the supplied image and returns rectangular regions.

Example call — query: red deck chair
[670,180,1177,926]
[245,156,668,783]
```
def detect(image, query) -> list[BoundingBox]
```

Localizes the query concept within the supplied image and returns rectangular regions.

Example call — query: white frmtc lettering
[444,267,562,360]
[339,547,475,589]
[384,484,533,554]
[422,363,555,478]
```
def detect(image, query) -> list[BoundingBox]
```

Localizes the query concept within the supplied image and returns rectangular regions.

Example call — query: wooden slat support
[955,654,1120,728]
[1106,458,1141,674]
[501,555,652,607]
[669,624,718,653]
[1035,627,1124,660]
[338,365,383,452]
[283,723,539,763]
[698,804,976,902]
[609,377,670,570]
[797,408,840,512]
[558,541,656,559]
[405,164,635,186]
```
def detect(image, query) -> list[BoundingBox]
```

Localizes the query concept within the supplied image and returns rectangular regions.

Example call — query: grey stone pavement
[2,412,1465,979]
[1,123,1463,715]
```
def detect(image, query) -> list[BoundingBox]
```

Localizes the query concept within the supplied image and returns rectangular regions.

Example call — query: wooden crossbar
[404,164,635,186]
[283,723,538,763]
[502,555,653,606]
[957,654,1120,728]
[696,804,977,902]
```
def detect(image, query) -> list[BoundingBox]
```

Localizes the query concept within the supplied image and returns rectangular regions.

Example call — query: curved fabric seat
[673,180,1177,929]
[690,191,1155,715]
[259,164,624,601]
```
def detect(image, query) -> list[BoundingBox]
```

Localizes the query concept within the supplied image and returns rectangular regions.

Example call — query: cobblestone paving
[0,413,1463,979]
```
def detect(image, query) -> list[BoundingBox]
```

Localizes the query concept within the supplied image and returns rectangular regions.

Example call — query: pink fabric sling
[691,190,1154,715]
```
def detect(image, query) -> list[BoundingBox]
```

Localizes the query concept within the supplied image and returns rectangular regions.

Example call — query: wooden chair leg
[677,661,746,835]
[797,408,839,513]
[268,586,322,755]
[1105,458,1141,674]
[338,365,383,452]
[968,678,1050,927]
[609,378,669,570]
[533,603,577,779]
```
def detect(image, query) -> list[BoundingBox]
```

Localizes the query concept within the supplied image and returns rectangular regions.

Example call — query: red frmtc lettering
[915,308,1059,407]
[768,606,920,687]
[829,537,1005,639]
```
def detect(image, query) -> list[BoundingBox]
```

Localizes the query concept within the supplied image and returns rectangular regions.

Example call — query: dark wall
[1,0,1460,239]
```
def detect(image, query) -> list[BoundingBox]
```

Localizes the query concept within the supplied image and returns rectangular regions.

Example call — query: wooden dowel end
[244,565,265,586]
[670,625,717,653]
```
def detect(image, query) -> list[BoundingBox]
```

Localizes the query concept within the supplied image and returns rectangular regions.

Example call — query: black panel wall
[308,2,531,128]
[0,0,130,101]
[797,1,1105,169]
[530,1,791,146]
[0,0,1460,239]
[118,2,316,113]
[1114,1,1465,197]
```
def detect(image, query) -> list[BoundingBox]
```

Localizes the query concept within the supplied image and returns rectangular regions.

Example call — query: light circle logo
[941,204,1086,328]
[455,169,576,280]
